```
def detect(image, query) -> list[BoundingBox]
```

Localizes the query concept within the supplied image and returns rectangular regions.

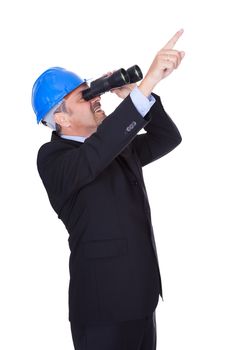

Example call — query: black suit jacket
[37,92,182,326]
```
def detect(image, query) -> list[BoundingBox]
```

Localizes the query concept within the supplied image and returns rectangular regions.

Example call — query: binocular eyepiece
[82,65,143,101]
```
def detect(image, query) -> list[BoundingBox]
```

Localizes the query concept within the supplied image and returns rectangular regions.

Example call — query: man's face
[63,82,106,135]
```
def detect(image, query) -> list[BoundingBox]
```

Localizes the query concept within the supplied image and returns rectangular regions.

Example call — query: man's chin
[94,110,106,125]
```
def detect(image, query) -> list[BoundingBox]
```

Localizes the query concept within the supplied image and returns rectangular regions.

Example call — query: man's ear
[54,112,71,128]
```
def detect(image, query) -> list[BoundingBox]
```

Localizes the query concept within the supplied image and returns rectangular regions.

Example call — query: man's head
[32,67,106,137]
[53,82,106,137]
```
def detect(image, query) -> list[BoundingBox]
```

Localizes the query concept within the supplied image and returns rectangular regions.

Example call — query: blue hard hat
[31,67,87,123]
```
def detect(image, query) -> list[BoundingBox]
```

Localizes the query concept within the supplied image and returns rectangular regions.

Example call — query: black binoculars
[82,65,143,101]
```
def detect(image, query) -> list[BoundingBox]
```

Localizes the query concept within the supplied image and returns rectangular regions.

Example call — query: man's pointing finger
[161,29,184,50]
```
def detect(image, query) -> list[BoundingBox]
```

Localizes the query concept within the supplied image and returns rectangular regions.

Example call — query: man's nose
[90,95,101,102]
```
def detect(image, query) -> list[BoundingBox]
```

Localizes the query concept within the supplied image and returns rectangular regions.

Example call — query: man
[32,29,185,350]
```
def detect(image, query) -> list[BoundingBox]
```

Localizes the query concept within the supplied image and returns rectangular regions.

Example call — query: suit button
[132,180,138,185]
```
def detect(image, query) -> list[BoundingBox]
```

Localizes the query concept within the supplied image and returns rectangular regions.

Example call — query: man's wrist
[138,75,158,97]
[130,85,156,117]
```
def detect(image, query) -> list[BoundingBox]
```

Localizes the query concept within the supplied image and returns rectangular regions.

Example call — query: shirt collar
[60,134,86,143]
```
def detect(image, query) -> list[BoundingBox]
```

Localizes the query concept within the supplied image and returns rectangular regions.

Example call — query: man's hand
[138,29,185,97]
[110,82,137,99]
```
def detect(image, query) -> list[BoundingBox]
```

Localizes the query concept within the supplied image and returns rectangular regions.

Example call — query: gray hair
[41,100,67,134]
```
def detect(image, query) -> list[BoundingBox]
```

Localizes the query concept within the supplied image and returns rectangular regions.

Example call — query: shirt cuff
[129,85,156,117]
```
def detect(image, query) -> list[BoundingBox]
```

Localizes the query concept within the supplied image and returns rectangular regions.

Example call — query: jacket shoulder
[37,139,76,168]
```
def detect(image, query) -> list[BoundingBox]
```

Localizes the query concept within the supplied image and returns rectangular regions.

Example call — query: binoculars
[82,65,143,101]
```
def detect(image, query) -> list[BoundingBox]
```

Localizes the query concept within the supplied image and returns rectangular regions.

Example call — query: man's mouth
[91,101,103,113]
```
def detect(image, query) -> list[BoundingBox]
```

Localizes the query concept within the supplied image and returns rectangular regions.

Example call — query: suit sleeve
[131,92,182,167]
[37,94,152,200]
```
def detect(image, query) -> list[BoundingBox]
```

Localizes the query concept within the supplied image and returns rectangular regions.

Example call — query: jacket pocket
[83,238,128,259]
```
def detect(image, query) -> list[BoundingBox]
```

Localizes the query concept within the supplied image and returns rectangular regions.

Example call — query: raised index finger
[161,29,184,50]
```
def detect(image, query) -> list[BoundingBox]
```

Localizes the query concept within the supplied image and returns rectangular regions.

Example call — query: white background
[0,0,233,349]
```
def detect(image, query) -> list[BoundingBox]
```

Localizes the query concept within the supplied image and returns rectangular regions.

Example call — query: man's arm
[128,29,185,166]
[131,92,182,167]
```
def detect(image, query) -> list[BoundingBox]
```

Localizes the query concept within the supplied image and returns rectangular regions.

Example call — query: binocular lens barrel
[127,65,143,83]
[108,68,130,87]
[82,65,143,101]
